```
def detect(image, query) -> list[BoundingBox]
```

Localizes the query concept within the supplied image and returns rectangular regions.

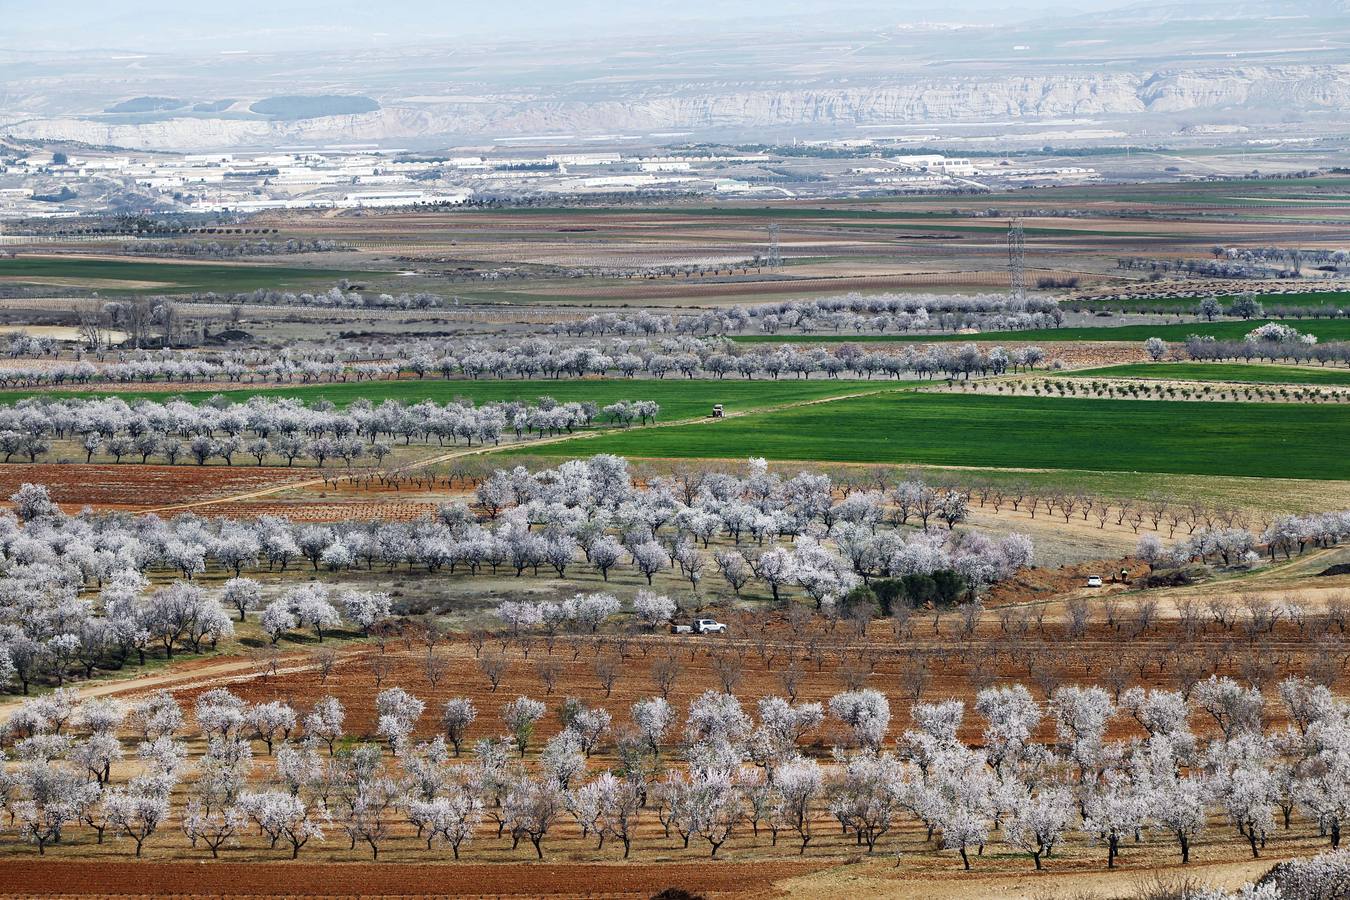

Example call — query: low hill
[249,95,380,120]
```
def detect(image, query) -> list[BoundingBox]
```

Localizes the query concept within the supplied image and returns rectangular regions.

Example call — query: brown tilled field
[0,858,829,898]
[2,179,1349,900]
[3,563,1345,897]
[183,498,441,522]
[164,592,1343,754]
[234,197,1350,304]
[0,464,317,514]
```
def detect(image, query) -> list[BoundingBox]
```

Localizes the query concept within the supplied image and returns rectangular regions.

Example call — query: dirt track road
[0,650,336,726]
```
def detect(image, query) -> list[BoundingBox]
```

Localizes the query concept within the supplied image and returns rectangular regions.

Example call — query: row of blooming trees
[0,395,663,467]
[0,332,1044,389]
[548,293,1063,338]
[1,674,1347,893]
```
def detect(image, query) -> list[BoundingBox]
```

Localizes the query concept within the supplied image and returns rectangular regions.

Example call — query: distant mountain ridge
[5,64,1348,149]
[1064,0,1350,22]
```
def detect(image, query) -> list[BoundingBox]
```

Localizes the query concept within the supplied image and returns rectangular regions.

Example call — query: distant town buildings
[0,144,1098,219]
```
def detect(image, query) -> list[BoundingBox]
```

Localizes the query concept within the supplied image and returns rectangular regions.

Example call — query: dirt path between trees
[776,854,1282,899]
[0,650,331,726]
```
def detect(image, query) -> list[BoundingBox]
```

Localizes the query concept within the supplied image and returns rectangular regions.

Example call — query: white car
[1086,575,1103,588]
[669,619,728,635]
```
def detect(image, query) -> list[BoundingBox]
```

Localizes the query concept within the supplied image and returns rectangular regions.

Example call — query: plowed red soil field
[186,499,439,522]
[165,616,1306,758]
[0,464,313,513]
[0,859,824,897]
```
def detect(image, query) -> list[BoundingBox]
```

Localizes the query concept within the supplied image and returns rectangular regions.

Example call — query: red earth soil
[984,556,1149,607]
[0,859,824,897]
[185,499,439,522]
[0,464,313,512]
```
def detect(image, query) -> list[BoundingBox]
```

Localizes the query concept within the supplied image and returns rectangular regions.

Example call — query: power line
[1008,217,1025,302]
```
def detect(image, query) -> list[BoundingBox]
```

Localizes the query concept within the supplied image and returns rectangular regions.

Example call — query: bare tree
[251,648,281,682]
[1098,660,1128,702]
[1129,648,1158,681]
[310,647,339,683]
[779,660,804,702]
[1066,597,1091,639]
[710,650,744,694]
[1241,596,1279,640]
[838,661,871,691]
[1306,642,1341,688]
[367,653,394,689]
[890,605,914,641]
[565,635,588,663]
[76,304,108,351]
[1174,655,1207,699]
[650,654,681,700]
[1177,597,1203,637]
[966,649,998,695]
[1102,595,1123,630]
[424,653,450,688]
[960,603,984,640]
[479,654,508,692]
[901,659,930,703]
[420,618,445,656]
[535,657,562,695]
[1208,598,1237,632]
[1032,665,1061,700]
[594,655,620,698]
[1325,594,1349,633]
[1238,651,1276,692]
[1147,497,1170,531]
[1030,603,1048,635]
[155,299,179,348]
[1116,500,1134,528]
[1132,598,1159,636]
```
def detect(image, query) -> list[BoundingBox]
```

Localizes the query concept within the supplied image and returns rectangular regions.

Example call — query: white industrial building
[891,155,977,176]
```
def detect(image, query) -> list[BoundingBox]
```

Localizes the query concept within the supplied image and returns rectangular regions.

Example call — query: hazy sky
[5,0,1140,51]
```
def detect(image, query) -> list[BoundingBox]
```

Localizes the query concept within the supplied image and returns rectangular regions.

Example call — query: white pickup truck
[670,618,728,635]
